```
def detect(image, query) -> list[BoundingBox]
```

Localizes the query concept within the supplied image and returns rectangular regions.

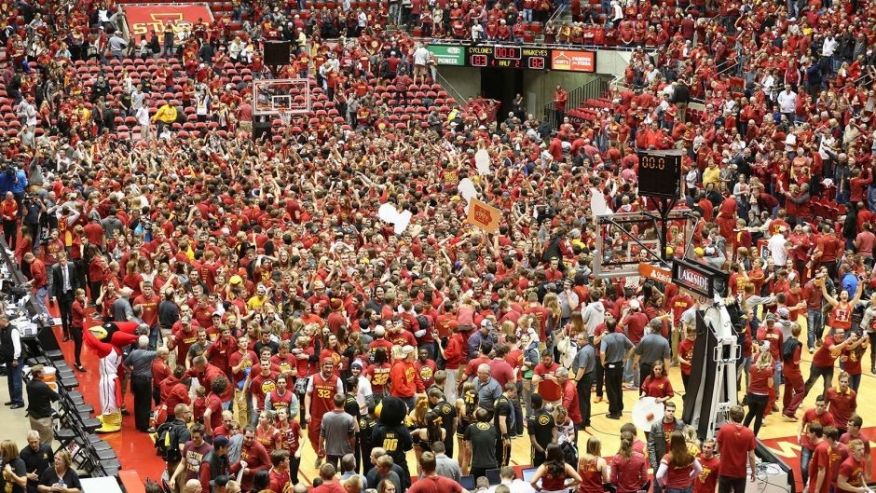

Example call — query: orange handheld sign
[466,199,502,234]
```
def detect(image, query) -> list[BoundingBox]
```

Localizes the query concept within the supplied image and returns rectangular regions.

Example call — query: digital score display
[466,46,549,70]
[637,151,682,198]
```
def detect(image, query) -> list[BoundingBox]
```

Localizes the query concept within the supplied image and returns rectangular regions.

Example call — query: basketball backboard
[252,78,311,116]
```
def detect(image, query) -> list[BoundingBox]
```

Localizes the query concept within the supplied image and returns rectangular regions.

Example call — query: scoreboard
[466,46,550,70]
[427,44,597,71]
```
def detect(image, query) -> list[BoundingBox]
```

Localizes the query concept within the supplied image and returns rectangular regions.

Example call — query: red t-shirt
[488,358,516,387]
[826,387,857,426]
[748,365,772,395]
[801,409,836,450]
[624,312,649,344]
[366,363,392,394]
[661,454,695,489]
[839,432,871,455]
[278,420,302,454]
[415,359,438,388]
[312,481,346,493]
[808,441,833,493]
[831,444,850,488]
[133,293,160,327]
[534,361,560,378]
[716,422,756,478]
[678,338,695,376]
[811,338,839,368]
[204,393,223,430]
[408,475,465,493]
[464,356,492,379]
[694,454,720,493]
[841,347,863,376]
[836,456,865,493]
[268,468,291,493]
[229,349,258,387]
[250,371,278,410]
[612,452,648,493]
[641,375,674,399]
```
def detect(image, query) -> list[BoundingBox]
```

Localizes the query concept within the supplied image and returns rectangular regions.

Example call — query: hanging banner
[124,4,214,39]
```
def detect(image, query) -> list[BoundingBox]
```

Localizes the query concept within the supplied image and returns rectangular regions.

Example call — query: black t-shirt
[527,409,555,449]
[20,445,52,493]
[359,415,377,448]
[463,422,498,469]
[493,395,514,434]
[344,394,361,422]
[372,425,413,467]
[38,467,81,491]
[0,457,27,493]
[433,400,457,436]
[254,340,280,356]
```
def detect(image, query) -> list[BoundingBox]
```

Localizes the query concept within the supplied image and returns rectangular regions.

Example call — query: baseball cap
[213,436,230,448]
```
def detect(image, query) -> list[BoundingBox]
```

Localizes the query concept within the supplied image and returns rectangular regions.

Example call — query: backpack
[155,421,184,462]
[782,338,799,363]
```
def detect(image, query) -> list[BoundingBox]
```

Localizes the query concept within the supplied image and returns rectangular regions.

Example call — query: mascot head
[375,396,407,428]
[87,322,114,341]
[88,322,139,347]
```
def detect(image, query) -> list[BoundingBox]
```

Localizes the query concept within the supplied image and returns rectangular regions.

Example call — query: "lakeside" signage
[671,258,729,298]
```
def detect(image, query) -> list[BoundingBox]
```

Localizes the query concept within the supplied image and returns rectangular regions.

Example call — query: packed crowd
[1,0,876,492]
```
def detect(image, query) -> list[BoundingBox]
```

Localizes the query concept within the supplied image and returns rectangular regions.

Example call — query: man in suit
[51,252,79,341]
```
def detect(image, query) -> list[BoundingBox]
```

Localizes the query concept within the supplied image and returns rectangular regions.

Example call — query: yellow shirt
[152,104,177,124]
[702,165,721,188]
[247,295,266,310]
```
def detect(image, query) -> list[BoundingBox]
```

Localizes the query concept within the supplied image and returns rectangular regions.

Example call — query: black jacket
[51,262,80,298]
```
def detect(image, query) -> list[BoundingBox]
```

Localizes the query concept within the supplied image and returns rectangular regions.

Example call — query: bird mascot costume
[84,321,140,433]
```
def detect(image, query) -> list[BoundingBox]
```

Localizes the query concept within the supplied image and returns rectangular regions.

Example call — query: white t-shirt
[777,90,797,114]
[413,47,429,66]
[767,233,788,266]
[136,106,150,126]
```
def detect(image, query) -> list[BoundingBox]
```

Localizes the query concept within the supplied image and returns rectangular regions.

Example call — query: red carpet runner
[49,308,166,482]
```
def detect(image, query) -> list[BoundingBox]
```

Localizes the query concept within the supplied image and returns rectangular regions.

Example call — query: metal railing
[435,70,468,106]
[545,4,570,27]
[853,72,873,88]
[716,59,739,77]
[542,75,611,128]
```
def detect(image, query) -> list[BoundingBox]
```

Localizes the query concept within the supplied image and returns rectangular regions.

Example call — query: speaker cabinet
[263,41,291,66]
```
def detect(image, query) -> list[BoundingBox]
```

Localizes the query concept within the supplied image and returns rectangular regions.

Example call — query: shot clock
[636,150,682,198]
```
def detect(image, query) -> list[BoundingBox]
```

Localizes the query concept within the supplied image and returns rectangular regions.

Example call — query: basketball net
[279,111,292,126]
